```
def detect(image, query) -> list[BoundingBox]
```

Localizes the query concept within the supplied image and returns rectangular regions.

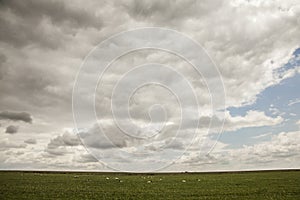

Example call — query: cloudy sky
[0,0,299,172]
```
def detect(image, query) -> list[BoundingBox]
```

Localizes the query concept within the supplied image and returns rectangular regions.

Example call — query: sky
[0,0,299,172]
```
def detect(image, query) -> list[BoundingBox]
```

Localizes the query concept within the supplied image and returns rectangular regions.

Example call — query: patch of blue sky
[275,48,300,74]
[216,48,300,148]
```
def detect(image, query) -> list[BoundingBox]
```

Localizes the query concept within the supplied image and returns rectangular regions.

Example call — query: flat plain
[0,170,300,199]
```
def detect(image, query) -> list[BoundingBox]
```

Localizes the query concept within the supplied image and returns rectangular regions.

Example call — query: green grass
[0,170,300,199]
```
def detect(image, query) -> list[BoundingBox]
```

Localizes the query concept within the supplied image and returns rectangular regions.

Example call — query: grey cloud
[45,132,81,156]
[0,111,32,123]
[165,139,184,150]
[0,0,102,49]
[47,132,80,148]
[0,15,65,50]
[79,123,129,149]
[120,0,300,108]
[0,0,299,171]
[0,140,26,151]
[24,138,37,144]
[45,147,69,156]
[0,53,73,121]
[76,153,99,163]
[121,0,221,25]
[5,125,19,134]
[2,0,103,29]
[0,54,7,80]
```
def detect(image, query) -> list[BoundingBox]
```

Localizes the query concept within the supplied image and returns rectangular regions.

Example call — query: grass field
[0,170,300,199]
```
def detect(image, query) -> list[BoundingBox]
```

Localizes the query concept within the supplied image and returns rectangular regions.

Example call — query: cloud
[0,0,299,171]
[288,98,300,106]
[75,153,99,163]
[196,110,283,133]
[0,139,26,151]
[223,110,283,132]
[45,132,81,156]
[24,138,37,144]
[0,111,32,123]
[179,130,300,170]
[5,125,19,134]
[0,0,103,49]
[0,54,7,80]
[79,122,130,149]
[48,132,80,147]
[232,131,300,164]
[252,132,272,139]
[121,0,222,26]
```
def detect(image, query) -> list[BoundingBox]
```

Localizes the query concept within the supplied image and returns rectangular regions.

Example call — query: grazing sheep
[106,177,110,180]
[182,180,186,183]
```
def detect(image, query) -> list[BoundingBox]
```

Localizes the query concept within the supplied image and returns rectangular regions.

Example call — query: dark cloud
[0,0,103,49]
[0,111,32,123]
[2,0,103,29]
[0,54,7,80]
[0,59,70,111]
[121,0,222,25]
[0,15,66,49]
[5,125,19,134]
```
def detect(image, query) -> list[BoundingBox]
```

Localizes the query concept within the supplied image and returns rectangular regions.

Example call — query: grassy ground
[0,170,300,199]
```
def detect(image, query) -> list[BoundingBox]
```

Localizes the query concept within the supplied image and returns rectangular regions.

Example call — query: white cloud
[288,98,300,106]
[232,131,300,164]
[223,110,283,132]
[252,132,272,139]
[198,110,283,133]
[296,120,300,127]
[176,130,300,171]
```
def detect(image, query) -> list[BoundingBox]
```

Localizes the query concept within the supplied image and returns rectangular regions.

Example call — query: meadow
[0,170,299,199]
